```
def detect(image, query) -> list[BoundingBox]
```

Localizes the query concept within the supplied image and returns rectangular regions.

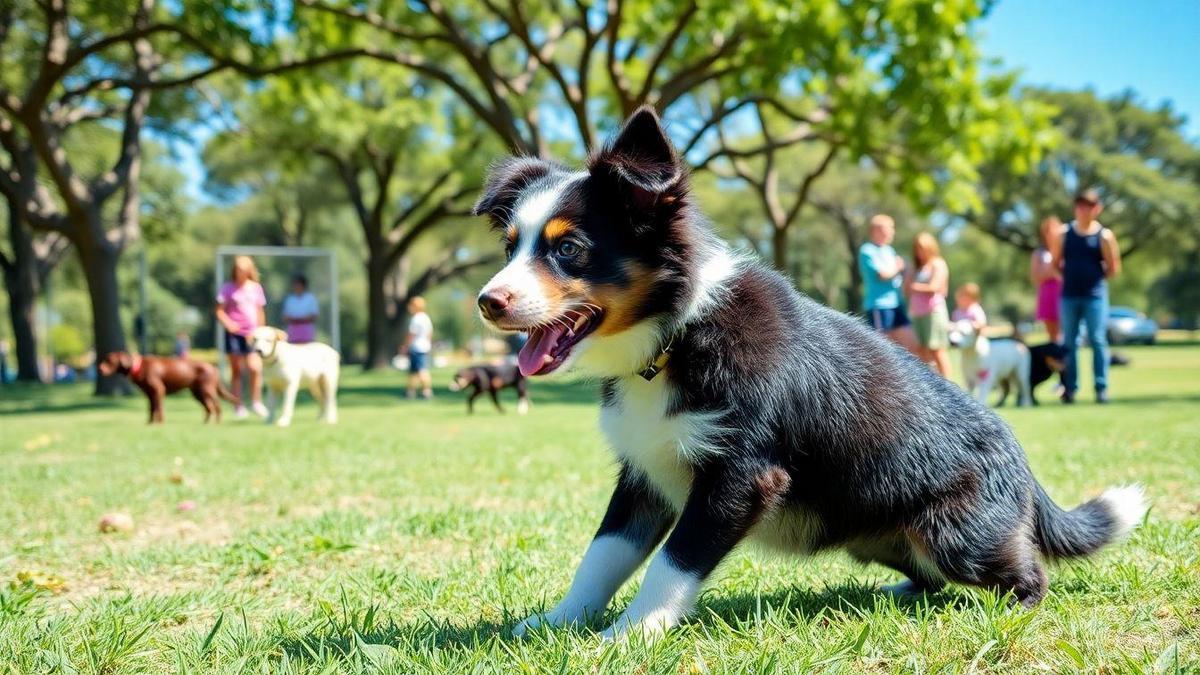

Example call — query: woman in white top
[281,274,319,344]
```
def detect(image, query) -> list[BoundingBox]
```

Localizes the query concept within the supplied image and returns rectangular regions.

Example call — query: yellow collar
[638,327,685,381]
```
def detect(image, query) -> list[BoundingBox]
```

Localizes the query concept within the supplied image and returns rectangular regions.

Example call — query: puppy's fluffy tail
[217,381,241,406]
[1033,482,1147,558]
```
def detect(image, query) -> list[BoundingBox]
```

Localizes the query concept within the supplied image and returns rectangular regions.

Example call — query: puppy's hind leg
[916,504,1047,608]
[847,535,946,598]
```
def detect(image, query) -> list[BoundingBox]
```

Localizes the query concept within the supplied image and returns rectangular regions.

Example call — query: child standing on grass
[216,255,268,419]
[402,296,434,400]
[952,283,987,333]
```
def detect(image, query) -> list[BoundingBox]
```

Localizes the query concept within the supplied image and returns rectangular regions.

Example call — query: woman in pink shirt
[1031,216,1065,342]
[905,232,951,377]
[215,256,268,418]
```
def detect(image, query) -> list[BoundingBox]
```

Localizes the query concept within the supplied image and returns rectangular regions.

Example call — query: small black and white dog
[997,342,1068,406]
[473,107,1146,639]
[447,363,529,414]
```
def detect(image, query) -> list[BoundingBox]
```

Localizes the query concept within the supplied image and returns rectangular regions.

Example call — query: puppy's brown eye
[556,241,581,258]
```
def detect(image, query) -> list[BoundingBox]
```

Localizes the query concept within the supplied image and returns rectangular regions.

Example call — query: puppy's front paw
[274,418,292,427]
[512,605,592,638]
[511,613,545,638]
[598,611,674,642]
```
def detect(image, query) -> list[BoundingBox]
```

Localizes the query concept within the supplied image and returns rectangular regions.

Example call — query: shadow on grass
[272,582,968,663]
[0,381,132,416]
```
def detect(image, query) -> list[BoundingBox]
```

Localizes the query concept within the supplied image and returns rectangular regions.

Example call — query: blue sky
[174,1,1200,201]
[979,0,1199,137]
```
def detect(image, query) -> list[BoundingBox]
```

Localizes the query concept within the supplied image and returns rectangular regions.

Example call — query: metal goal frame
[214,245,340,371]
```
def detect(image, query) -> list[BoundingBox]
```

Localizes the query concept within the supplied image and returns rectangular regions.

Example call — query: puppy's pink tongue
[518,325,566,376]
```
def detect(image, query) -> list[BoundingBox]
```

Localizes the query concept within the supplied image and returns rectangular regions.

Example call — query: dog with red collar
[98,351,239,423]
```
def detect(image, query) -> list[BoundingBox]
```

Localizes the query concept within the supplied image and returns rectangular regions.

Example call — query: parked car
[1107,306,1158,345]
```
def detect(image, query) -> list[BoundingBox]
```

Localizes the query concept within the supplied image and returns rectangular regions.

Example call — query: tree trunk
[363,255,392,371]
[4,207,43,381]
[772,225,788,272]
[76,233,129,395]
[839,223,863,313]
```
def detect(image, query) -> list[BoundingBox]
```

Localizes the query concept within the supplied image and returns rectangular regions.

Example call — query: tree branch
[386,185,478,267]
[784,143,840,226]
[635,0,697,104]
[295,0,451,44]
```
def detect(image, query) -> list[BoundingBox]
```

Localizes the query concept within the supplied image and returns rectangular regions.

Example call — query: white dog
[948,321,1032,407]
[249,327,340,426]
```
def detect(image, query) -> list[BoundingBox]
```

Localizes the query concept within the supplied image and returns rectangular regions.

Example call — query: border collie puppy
[472,107,1146,640]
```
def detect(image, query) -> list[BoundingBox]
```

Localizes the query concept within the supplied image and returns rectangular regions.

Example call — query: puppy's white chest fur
[600,375,822,553]
[599,376,723,509]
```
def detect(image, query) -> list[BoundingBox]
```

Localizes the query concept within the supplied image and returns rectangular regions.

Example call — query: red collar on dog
[129,355,144,379]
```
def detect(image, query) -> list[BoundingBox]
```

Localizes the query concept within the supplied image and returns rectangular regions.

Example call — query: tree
[294,0,822,157]
[1150,247,1200,330]
[206,66,499,369]
[688,11,1054,273]
[0,0,370,393]
[0,202,69,381]
[965,88,1200,258]
[298,0,1049,278]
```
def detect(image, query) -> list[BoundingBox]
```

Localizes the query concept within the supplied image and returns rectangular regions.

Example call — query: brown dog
[98,352,239,423]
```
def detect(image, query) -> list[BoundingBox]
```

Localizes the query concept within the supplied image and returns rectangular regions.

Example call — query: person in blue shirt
[858,214,919,355]
[1047,188,1123,404]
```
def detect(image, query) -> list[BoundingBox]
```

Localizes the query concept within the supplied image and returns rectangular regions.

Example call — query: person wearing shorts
[906,232,951,377]
[858,214,919,355]
[216,255,268,418]
[403,296,434,400]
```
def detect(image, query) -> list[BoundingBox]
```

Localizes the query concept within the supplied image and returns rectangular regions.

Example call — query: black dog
[999,343,1129,406]
[448,364,529,414]
[473,107,1145,639]
[997,342,1067,406]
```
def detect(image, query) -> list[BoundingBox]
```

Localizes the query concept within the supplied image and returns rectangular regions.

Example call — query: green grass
[1,345,1198,673]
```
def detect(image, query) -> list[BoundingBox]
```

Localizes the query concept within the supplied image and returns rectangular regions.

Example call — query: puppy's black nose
[478,289,512,320]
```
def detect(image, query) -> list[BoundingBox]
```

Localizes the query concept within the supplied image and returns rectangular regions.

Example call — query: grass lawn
[1,343,1198,673]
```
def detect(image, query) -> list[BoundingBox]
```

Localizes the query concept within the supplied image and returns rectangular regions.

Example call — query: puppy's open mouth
[518,309,604,376]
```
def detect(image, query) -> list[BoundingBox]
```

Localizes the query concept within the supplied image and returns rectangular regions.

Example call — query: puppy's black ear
[589,106,685,222]
[472,157,555,220]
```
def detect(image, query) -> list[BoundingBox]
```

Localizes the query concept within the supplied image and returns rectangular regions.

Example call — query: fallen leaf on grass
[13,570,68,594]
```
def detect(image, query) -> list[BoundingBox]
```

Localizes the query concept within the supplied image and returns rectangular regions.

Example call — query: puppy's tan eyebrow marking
[542,217,574,241]
[504,225,518,245]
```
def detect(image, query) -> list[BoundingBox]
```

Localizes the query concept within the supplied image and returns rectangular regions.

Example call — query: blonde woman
[215,256,268,418]
[1031,217,1065,342]
[906,232,952,377]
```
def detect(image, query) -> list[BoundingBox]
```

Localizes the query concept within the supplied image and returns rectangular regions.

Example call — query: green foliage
[968,89,1200,258]
[47,323,86,363]
[1151,248,1200,328]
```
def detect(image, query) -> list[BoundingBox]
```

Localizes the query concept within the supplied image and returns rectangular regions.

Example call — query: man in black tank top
[1048,189,1123,404]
